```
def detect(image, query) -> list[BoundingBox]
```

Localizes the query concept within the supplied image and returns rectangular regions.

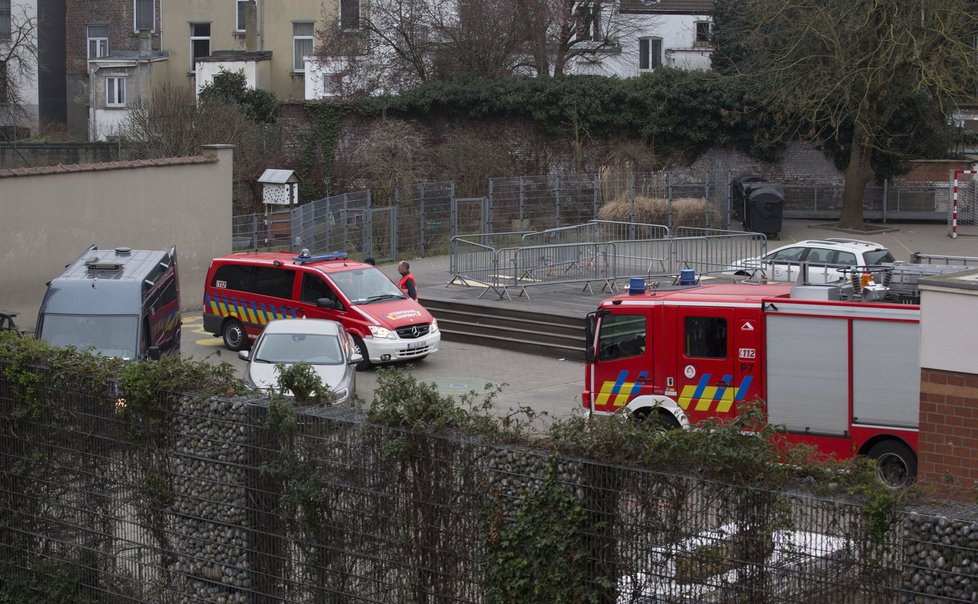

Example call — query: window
[576,3,600,42]
[293,22,314,72]
[695,21,711,45]
[236,0,248,32]
[0,0,10,39]
[835,251,858,266]
[340,0,360,30]
[212,264,254,291]
[105,76,126,107]
[765,247,805,262]
[300,274,343,309]
[87,25,109,59]
[597,314,646,361]
[684,317,727,359]
[0,61,7,104]
[134,0,154,32]
[639,37,662,70]
[190,23,211,71]
[251,267,295,299]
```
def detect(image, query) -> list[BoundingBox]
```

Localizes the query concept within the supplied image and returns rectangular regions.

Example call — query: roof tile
[0,155,220,179]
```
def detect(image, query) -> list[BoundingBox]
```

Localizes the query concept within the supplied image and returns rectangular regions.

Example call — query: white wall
[195,60,267,97]
[570,14,712,78]
[920,272,978,375]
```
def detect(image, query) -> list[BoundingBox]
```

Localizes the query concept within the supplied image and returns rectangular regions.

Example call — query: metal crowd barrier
[450,226,768,300]
[520,220,670,246]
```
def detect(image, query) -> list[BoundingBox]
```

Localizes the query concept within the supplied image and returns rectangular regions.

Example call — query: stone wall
[0,142,141,169]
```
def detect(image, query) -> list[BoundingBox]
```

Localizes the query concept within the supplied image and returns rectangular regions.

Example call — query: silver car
[726,238,895,284]
[239,318,360,404]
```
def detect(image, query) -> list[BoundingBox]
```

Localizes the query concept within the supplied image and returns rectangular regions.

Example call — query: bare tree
[715,0,978,230]
[0,0,38,135]
[314,0,640,95]
[121,83,281,212]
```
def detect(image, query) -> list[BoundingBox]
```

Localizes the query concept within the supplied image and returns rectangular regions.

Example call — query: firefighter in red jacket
[397,261,417,300]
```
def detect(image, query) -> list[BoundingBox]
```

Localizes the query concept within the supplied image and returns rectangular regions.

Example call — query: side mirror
[317,297,336,309]
[349,352,363,365]
[148,346,162,361]
[238,350,250,361]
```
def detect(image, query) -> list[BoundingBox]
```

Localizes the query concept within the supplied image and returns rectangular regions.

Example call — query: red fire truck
[583,280,921,486]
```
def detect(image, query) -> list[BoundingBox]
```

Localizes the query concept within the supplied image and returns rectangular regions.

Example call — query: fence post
[629,172,636,239]
[450,183,458,240]
[341,194,349,252]
[555,174,561,229]
[667,171,673,231]
[704,169,711,229]
[882,179,889,224]
[364,208,373,258]
[519,176,525,231]
[391,205,398,261]
[418,184,426,257]
[251,214,258,250]
[592,173,599,222]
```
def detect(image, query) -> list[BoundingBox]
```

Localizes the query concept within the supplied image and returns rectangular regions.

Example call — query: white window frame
[105,76,126,107]
[190,22,211,72]
[87,25,109,59]
[638,37,662,71]
[236,0,248,32]
[340,0,360,31]
[133,0,154,32]
[293,21,314,72]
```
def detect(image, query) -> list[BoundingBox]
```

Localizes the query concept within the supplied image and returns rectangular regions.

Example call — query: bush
[597,195,724,228]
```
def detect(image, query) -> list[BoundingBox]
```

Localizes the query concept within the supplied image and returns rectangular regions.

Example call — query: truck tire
[867,440,917,489]
[222,319,249,351]
[633,408,681,432]
[351,334,373,372]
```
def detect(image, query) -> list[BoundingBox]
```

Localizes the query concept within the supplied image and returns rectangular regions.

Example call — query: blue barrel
[679,269,696,285]
[628,277,645,295]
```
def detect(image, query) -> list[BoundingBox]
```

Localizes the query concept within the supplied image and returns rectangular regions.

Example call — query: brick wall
[918,367,978,498]
[65,0,161,76]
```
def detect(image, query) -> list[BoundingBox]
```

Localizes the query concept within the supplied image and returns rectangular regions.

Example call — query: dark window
[236,0,248,31]
[684,316,727,359]
[0,61,7,104]
[252,267,295,299]
[863,250,895,265]
[766,247,806,262]
[639,37,662,70]
[576,3,600,41]
[212,264,254,292]
[190,23,211,71]
[0,0,9,39]
[598,314,646,361]
[134,0,153,31]
[695,21,711,44]
[300,273,343,309]
[340,0,359,30]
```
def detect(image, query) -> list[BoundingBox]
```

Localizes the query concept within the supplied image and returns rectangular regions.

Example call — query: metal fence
[3,374,977,603]
[780,180,953,223]
[451,222,767,299]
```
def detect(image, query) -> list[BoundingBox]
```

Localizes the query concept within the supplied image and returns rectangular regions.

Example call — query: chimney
[138,30,152,57]
[245,1,258,52]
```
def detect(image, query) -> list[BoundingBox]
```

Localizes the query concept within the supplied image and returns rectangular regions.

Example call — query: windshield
[253,333,344,365]
[329,267,405,304]
[40,314,139,360]
[864,250,895,265]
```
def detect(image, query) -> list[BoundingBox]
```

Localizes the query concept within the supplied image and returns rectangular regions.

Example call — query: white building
[87,36,168,141]
[569,0,714,77]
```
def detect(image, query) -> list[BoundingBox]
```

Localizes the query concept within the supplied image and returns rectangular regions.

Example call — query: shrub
[597,195,723,228]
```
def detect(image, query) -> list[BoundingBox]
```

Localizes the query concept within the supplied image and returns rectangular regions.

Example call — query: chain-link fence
[950,169,978,237]
[5,371,977,603]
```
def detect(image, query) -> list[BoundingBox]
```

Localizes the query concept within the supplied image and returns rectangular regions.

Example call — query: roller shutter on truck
[764,304,920,435]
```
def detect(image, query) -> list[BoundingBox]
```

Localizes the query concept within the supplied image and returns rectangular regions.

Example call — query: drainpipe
[245,1,257,52]
[88,63,100,141]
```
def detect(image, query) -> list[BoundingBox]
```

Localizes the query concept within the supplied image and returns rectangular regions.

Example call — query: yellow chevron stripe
[715,389,737,413]
[678,385,696,410]
[612,382,636,407]
[694,387,718,412]
[595,380,618,407]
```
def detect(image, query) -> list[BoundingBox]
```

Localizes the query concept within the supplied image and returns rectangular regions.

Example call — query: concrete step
[421,297,586,360]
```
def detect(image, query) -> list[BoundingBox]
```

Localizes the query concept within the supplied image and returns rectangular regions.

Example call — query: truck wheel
[222,319,248,351]
[632,408,680,432]
[867,440,917,489]
[351,335,373,372]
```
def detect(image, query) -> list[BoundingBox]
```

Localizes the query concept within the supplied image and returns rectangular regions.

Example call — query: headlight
[430,318,438,332]
[333,388,349,403]
[368,325,396,339]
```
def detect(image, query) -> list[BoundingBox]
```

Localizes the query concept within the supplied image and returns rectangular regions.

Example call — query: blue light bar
[293,250,349,264]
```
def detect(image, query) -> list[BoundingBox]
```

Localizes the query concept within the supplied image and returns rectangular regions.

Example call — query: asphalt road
[180,313,584,427]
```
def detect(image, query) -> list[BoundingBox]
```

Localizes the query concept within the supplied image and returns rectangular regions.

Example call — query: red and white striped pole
[951,166,978,239]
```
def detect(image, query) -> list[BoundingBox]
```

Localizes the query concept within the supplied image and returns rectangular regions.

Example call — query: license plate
[406,341,425,350]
